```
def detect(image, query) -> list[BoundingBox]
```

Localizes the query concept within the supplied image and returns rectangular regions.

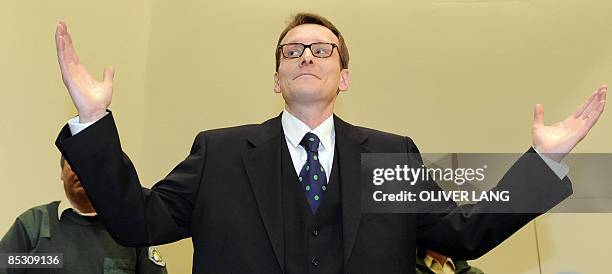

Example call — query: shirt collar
[57,198,97,221]
[281,109,335,151]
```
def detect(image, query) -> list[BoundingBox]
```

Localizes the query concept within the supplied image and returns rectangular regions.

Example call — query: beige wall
[0,0,151,248]
[1,0,611,273]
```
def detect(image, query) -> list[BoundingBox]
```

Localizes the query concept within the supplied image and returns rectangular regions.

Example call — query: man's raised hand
[532,85,607,162]
[55,21,114,123]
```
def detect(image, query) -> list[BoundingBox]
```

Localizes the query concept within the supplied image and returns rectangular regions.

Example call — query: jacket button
[311,258,320,266]
[312,228,320,237]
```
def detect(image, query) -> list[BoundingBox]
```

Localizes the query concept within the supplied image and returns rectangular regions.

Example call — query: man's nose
[300,47,314,67]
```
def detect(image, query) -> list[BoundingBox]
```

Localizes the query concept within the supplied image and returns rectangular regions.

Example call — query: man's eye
[288,50,301,57]
[313,46,331,56]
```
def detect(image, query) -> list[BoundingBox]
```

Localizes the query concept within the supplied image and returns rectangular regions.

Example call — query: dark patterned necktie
[298,132,328,214]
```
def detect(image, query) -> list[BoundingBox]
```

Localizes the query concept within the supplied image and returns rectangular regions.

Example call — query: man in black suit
[53,13,607,274]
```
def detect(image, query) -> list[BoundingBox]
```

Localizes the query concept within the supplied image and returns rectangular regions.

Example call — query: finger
[55,22,65,65]
[580,89,607,134]
[103,66,115,84]
[573,87,601,118]
[585,87,607,123]
[60,22,80,65]
[55,21,63,51]
[533,104,544,127]
[57,22,71,64]
[55,22,71,80]
[55,22,68,61]
[580,85,607,119]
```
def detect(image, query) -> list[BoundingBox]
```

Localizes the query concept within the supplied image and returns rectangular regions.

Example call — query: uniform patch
[148,246,166,267]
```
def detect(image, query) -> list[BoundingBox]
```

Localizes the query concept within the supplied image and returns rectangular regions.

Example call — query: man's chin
[73,186,87,195]
[286,88,328,99]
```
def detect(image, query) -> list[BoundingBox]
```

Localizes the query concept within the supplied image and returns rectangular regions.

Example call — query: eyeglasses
[278,42,339,59]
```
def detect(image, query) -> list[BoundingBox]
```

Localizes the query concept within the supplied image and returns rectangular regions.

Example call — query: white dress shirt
[281,110,335,183]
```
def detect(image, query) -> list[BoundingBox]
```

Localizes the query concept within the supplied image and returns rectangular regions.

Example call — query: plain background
[1,0,611,273]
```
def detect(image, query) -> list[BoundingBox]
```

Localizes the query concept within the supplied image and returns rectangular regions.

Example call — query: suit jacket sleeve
[409,137,573,260]
[56,112,205,247]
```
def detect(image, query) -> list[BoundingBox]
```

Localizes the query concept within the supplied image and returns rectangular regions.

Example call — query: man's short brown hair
[275,13,349,72]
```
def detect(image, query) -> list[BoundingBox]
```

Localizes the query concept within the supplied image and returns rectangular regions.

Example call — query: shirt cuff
[67,112,108,136]
[534,148,570,179]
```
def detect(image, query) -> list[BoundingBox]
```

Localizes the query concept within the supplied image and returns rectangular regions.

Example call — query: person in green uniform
[0,156,168,274]
[416,248,484,274]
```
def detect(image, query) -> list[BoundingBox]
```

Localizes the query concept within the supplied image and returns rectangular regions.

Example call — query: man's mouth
[294,73,319,80]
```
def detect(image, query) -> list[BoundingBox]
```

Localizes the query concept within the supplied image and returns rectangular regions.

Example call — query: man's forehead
[281,24,339,44]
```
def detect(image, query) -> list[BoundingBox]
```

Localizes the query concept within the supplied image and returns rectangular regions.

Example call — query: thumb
[533,104,544,127]
[103,66,115,84]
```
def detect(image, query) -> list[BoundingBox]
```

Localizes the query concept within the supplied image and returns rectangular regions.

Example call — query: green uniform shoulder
[15,201,58,246]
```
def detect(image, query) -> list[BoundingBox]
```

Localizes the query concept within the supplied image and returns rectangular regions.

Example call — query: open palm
[533,86,607,162]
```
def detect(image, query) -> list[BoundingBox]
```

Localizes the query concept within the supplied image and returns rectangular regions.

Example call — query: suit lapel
[242,115,285,273]
[334,115,369,266]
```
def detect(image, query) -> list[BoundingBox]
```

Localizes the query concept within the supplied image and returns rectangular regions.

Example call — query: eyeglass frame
[278,42,341,60]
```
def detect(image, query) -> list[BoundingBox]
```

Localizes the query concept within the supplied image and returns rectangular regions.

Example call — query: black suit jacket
[56,112,572,274]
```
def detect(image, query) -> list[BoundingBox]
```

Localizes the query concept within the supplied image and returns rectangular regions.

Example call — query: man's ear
[60,166,66,182]
[273,72,281,93]
[338,69,350,92]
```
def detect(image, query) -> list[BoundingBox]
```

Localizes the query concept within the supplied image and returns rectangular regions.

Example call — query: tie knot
[300,133,321,152]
